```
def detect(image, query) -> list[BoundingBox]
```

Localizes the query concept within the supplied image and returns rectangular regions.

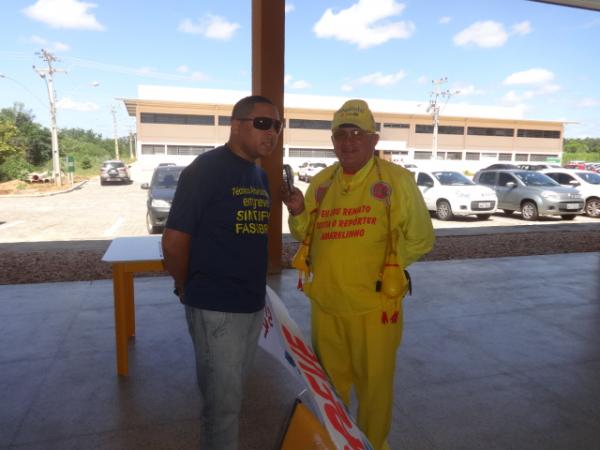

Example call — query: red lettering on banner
[262,306,273,338]
[281,325,366,450]
[304,372,365,450]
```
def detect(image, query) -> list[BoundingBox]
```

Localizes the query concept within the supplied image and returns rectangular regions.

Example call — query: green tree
[0,103,51,165]
[0,117,21,165]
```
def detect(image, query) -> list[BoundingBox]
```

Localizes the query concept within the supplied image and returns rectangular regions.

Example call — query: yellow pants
[311,305,403,450]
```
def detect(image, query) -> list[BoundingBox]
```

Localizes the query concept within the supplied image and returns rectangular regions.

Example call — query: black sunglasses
[237,117,282,133]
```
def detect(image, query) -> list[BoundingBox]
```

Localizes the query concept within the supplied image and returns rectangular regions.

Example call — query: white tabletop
[101,235,163,263]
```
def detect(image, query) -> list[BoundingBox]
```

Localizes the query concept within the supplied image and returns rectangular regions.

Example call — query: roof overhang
[528,0,600,11]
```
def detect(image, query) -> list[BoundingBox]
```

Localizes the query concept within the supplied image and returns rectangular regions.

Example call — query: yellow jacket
[289,157,435,315]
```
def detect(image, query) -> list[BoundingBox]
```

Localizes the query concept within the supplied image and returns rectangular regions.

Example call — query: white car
[540,168,600,218]
[298,162,327,182]
[415,170,498,220]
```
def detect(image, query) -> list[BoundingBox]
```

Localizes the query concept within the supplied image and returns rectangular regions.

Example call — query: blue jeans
[185,306,263,450]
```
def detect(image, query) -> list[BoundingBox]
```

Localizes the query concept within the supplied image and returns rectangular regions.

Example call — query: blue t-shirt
[166,145,270,313]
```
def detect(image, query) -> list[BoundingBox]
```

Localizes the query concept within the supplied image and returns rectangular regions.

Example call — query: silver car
[540,168,600,218]
[473,169,584,220]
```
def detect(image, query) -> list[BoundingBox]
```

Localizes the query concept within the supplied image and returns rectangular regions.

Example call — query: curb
[0,180,89,198]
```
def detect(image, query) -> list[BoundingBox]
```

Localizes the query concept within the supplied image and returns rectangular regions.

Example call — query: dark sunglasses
[237,117,282,133]
[332,128,372,141]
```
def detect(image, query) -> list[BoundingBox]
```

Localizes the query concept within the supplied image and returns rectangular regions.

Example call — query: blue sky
[0,0,599,138]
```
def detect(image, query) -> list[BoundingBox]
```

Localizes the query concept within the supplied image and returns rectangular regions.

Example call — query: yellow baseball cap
[331,99,376,133]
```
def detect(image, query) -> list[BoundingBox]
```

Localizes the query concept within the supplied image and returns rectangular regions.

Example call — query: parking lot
[0,177,598,244]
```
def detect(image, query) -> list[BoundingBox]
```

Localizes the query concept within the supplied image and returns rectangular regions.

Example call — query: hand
[282,186,305,216]
[174,285,185,304]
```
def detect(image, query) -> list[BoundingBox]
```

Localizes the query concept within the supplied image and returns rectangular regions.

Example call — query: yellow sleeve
[288,181,316,242]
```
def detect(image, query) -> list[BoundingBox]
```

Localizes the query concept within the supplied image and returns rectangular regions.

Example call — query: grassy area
[563,152,600,163]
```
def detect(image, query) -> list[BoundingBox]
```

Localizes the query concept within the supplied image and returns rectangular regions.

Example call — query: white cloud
[576,98,600,108]
[340,70,406,91]
[176,65,189,73]
[416,75,428,84]
[358,71,406,86]
[313,0,415,49]
[502,90,535,103]
[22,0,105,30]
[503,68,554,85]
[439,16,451,25]
[56,97,99,111]
[502,80,560,106]
[511,20,532,36]
[29,34,70,52]
[53,41,70,52]
[285,3,295,14]
[137,67,155,76]
[537,83,560,94]
[454,84,485,96]
[284,74,311,89]
[178,14,240,40]
[190,71,207,81]
[453,21,508,48]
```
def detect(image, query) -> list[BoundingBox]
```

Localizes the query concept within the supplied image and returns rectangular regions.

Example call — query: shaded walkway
[1,253,599,449]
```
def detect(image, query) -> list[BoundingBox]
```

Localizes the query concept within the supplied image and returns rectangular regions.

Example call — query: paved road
[0,179,147,243]
[1,177,598,245]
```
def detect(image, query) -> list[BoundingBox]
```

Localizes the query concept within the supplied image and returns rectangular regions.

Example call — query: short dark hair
[231,95,275,119]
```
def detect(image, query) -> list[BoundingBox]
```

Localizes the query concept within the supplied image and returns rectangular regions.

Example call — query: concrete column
[252,0,285,273]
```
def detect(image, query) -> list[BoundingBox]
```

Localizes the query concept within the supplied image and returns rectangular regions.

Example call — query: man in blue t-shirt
[162,95,282,450]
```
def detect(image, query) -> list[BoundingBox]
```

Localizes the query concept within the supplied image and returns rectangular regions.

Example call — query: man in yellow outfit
[282,99,435,450]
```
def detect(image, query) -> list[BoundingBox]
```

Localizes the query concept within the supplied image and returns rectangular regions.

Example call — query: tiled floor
[1,252,599,449]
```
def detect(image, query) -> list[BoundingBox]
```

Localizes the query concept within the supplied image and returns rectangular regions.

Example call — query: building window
[414,151,432,160]
[218,116,231,126]
[166,145,214,156]
[141,144,165,155]
[416,125,433,134]
[447,152,462,160]
[466,152,480,160]
[530,153,559,162]
[515,153,529,161]
[141,113,215,125]
[517,129,561,139]
[289,119,331,130]
[467,127,514,137]
[383,123,409,129]
[415,124,464,135]
[288,147,334,158]
[498,153,512,161]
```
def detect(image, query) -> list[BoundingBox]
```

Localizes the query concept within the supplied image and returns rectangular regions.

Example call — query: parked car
[141,165,185,233]
[298,162,327,182]
[540,168,600,218]
[517,163,562,171]
[414,170,497,220]
[584,162,600,173]
[564,161,586,170]
[473,169,584,220]
[100,160,130,185]
[473,163,519,181]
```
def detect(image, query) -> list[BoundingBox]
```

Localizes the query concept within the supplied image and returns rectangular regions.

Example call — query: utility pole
[111,106,120,160]
[427,77,459,156]
[128,130,133,159]
[33,49,66,186]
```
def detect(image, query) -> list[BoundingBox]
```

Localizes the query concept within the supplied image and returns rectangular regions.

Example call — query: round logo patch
[371,181,392,201]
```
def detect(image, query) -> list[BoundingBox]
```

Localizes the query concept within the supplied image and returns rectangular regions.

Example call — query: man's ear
[371,133,380,147]
[230,119,240,136]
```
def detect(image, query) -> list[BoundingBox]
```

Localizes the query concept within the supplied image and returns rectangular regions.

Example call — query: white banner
[260,286,373,450]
